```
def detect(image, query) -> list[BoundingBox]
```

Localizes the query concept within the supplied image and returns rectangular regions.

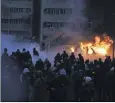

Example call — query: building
[39,0,87,43]
[1,0,33,38]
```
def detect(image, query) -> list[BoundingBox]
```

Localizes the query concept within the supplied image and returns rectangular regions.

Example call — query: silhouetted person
[44,59,51,70]
[3,48,8,56]
[61,51,68,60]
[33,48,39,56]
[21,48,27,62]
[35,59,44,71]
[54,53,61,65]
[15,49,22,62]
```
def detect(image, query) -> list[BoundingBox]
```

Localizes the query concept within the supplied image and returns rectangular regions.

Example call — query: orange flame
[80,34,113,56]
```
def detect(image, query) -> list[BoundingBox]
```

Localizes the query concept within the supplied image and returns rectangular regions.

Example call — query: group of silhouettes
[1,47,115,102]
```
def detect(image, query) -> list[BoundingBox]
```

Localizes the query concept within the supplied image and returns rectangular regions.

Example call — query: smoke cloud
[60,0,87,37]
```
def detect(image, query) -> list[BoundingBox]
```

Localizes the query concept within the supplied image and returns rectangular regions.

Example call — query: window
[26,8,31,13]
[19,8,23,12]
[44,9,48,14]
[44,8,72,15]
[1,18,30,24]
[43,22,74,29]
[1,19,8,23]
[19,19,24,24]
[60,9,64,14]
[9,8,31,13]
[25,19,30,24]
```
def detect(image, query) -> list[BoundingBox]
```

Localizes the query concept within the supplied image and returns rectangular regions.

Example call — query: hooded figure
[20,68,30,82]
[59,68,67,76]
[84,76,92,83]
[20,68,30,101]
[79,76,94,102]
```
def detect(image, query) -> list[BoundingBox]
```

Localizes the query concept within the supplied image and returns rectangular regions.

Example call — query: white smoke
[1,34,66,64]
[60,0,87,37]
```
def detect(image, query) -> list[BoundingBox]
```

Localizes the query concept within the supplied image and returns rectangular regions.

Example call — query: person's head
[33,48,36,50]
[57,53,60,56]
[27,51,30,54]
[85,59,89,64]
[99,58,102,61]
[11,52,15,56]
[45,58,49,62]
[78,53,82,57]
[71,52,74,55]
[94,60,97,64]
[38,59,42,61]
[23,48,26,52]
[17,49,20,52]
[63,50,66,54]
[4,48,7,53]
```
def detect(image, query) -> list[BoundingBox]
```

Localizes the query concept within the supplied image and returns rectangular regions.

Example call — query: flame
[70,47,75,52]
[80,34,113,56]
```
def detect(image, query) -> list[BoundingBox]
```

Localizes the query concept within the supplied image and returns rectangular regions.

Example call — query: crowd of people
[1,47,115,102]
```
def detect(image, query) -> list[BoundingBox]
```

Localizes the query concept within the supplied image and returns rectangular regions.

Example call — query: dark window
[19,8,23,12]
[60,9,64,14]
[19,19,24,24]
[1,19,4,23]
[47,22,52,28]
[1,19,9,24]
[56,8,59,15]
[15,8,18,12]
[25,19,30,24]
[10,8,13,12]
[47,8,50,14]
[44,8,72,15]
[5,19,8,23]
[26,8,31,13]
[44,9,48,14]
[63,9,66,14]
[43,22,47,28]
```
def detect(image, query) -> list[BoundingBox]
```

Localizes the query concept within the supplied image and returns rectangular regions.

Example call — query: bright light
[88,48,93,54]
[70,47,75,52]
[80,34,113,56]
[94,47,107,55]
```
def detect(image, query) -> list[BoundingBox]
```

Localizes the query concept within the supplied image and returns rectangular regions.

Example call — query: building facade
[1,0,33,38]
[40,0,87,43]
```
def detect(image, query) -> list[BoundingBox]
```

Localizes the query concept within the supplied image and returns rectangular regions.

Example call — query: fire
[80,34,113,56]
[70,47,75,52]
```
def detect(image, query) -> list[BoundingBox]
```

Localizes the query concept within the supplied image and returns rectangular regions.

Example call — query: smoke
[60,0,87,37]
[1,34,65,64]
[1,34,69,101]
[1,34,44,62]
[1,34,46,101]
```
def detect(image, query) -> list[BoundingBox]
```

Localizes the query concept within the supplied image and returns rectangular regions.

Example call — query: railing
[42,33,63,51]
